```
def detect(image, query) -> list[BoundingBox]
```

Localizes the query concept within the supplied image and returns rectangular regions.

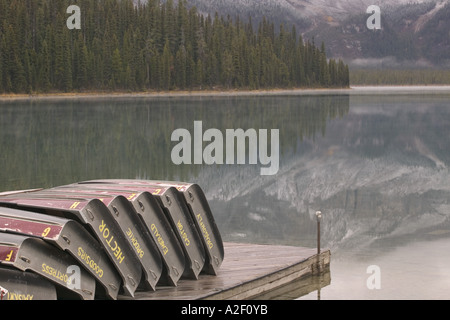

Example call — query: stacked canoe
[0,180,224,300]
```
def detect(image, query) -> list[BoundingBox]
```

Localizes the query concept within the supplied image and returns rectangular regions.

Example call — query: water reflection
[2,92,450,299]
[0,94,349,248]
[0,94,349,192]
[300,236,450,300]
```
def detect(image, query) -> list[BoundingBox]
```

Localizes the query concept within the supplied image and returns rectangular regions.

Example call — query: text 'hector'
[171,121,279,176]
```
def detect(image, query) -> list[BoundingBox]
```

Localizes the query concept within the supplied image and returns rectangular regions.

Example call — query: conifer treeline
[0,0,349,93]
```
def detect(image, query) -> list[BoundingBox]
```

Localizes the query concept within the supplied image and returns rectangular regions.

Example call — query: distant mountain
[303,0,450,68]
[142,0,450,67]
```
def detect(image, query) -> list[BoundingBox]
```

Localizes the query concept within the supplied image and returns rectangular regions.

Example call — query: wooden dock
[122,242,331,300]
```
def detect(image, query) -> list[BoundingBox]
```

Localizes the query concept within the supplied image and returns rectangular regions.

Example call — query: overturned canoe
[0,194,141,297]
[46,185,185,287]
[0,266,57,300]
[21,189,163,291]
[0,232,96,300]
[79,180,224,275]
[0,206,121,299]
[0,179,227,300]
[72,181,207,280]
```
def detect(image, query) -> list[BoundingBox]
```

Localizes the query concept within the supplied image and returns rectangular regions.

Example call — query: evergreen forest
[0,0,350,93]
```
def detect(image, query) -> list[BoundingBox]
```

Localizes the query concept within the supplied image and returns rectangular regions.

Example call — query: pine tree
[162,39,172,90]
[38,39,51,92]
[78,43,89,89]
[111,48,123,88]
[175,44,187,88]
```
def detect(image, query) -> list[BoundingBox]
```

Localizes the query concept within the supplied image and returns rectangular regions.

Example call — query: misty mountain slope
[185,0,440,22]
[320,0,450,65]
[156,0,450,66]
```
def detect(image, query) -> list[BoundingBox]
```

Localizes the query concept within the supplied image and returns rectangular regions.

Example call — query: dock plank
[122,242,330,300]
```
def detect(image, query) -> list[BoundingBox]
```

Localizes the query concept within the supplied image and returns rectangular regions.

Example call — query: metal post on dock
[314,210,323,293]
[315,211,322,255]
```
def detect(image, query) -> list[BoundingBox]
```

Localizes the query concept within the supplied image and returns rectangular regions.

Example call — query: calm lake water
[1,87,450,299]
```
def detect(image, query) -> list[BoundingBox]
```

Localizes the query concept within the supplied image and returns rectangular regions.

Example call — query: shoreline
[0,88,349,101]
[1,85,450,101]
